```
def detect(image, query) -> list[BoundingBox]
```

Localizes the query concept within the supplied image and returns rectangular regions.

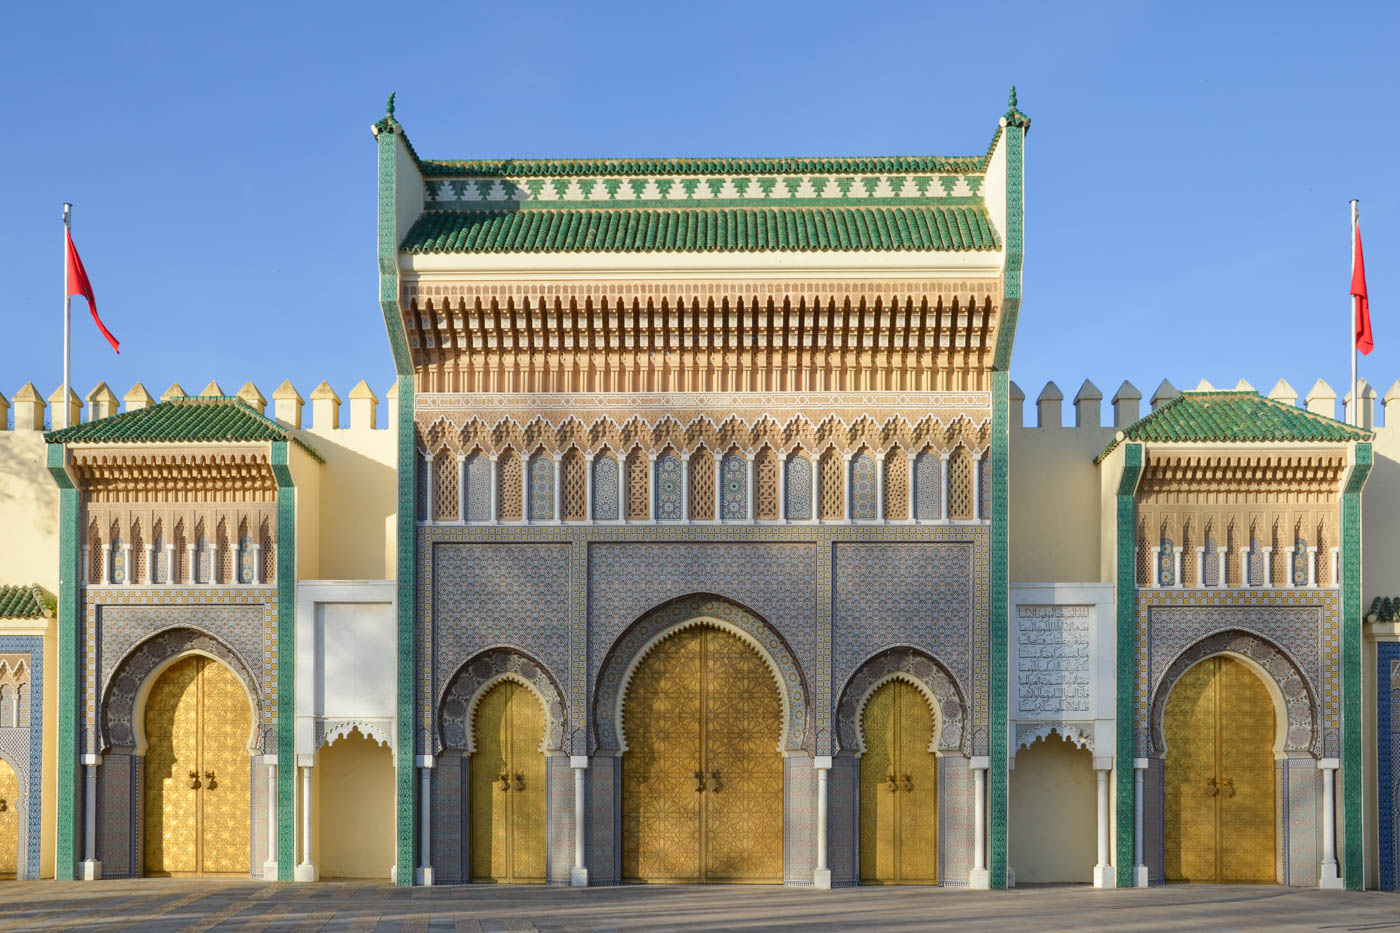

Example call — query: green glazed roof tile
[45,396,323,462]
[1097,391,1371,461]
[419,155,987,178]
[0,584,52,619]
[1368,596,1400,622]
[401,206,1000,255]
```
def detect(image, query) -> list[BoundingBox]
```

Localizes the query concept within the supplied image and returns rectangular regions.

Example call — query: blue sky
[3,1,1396,425]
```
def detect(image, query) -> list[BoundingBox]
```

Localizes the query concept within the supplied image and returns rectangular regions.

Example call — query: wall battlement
[0,379,399,433]
[1010,377,1400,431]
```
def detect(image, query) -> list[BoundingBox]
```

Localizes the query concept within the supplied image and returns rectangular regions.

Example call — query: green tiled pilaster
[1341,441,1370,890]
[1114,443,1144,887]
[45,443,78,880]
[988,370,1010,889]
[270,441,296,880]
[377,110,419,887]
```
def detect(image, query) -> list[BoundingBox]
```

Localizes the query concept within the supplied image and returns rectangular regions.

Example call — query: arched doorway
[859,679,936,884]
[1164,655,1276,883]
[315,729,395,879]
[0,757,17,879]
[1009,732,1096,883]
[470,679,546,883]
[142,655,252,876]
[621,624,783,883]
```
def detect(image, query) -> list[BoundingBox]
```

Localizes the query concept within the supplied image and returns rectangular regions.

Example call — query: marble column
[570,756,589,886]
[1319,757,1342,888]
[263,756,278,880]
[417,756,434,885]
[295,759,317,882]
[1093,765,1115,887]
[813,756,832,888]
[970,756,989,888]
[1133,758,1149,886]
[79,754,101,880]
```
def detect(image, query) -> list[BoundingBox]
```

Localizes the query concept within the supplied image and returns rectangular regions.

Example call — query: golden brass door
[142,655,251,877]
[0,757,17,879]
[470,680,546,883]
[621,626,783,883]
[1164,655,1276,883]
[859,679,937,884]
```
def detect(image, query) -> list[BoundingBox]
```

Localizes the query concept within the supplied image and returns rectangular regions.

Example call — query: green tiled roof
[45,397,323,462]
[1368,596,1400,622]
[401,206,1000,255]
[1097,391,1372,461]
[419,155,987,178]
[0,584,51,619]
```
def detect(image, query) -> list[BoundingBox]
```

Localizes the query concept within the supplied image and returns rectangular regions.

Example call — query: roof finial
[386,91,396,116]
[1009,85,1017,109]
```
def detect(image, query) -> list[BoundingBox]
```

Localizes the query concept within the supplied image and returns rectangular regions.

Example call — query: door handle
[710,771,722,793]
[0,797,7,812]
[1222,777,1236,798]
[498,772,511,791]
[902,774,914,792]
[205,770,217,790]
[1206,777,1219,797]
[188,770,201,790]
[885,773,898,793]
[514,773,525,792]
[694,770,706,792]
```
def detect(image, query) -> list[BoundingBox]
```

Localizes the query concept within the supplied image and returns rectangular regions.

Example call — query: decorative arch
[101,626,266,755]
[835,646,967,755]
[438,648,567,755]
[593,595,810,754]
[315,721,394,759]
[1150,629,1318,757]
[1013,723,1094,758]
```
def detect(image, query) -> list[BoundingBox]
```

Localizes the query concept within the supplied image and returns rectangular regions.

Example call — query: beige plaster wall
[0,431,59,593]
[1009,734,1098,882]
[1010,424,1114,584]
[1363,426,1400,607]
[300,424,396,581]
[313,730,396,879]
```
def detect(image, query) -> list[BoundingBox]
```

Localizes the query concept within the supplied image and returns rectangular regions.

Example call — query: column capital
[297,754,315,768]
[1317,757,1340,770]
[80,754,102,767]
[1132,758,1150,770]
[570,755,590,769]
[969,755,990,771]
[415,755,435,769]
[1094,757,1114,771]
[812,755,833,770]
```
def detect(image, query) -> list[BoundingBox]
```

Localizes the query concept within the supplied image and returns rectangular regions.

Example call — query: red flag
[1353,223,1373,355]
[66,230,119,354]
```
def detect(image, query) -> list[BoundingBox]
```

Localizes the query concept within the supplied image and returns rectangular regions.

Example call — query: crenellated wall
[0,379,400,585]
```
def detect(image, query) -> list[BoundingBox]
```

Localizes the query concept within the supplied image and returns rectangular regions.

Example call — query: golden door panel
[0,757,18,878]
[622,628,703,883]
[859,680,936,884]
[142,656,251,877]
[702,627,783,884]
[1217,658,1276,884]
[1163,656,1276,884]
[197,659,251,875]
[144,656,201,876]
[622,625,783,884]
[470,680,547,883]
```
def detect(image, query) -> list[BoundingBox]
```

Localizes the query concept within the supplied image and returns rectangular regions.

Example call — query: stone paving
[0,880,1396,932]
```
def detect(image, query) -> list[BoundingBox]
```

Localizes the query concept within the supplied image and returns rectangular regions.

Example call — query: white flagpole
[63,203,72,430]
[1351,199,1359,426]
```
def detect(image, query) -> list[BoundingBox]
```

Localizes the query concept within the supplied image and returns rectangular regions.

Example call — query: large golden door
[143,656,252,876]
[470,680,546,883]
[0,757,17,878]
[621,626,784,883]
[859,679,937,884]
[1164,655,1276,883]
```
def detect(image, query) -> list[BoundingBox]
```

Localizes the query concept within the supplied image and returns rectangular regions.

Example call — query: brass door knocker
[901,774,914,792]
[188,770,202,790]
[514,773,525,792]
[1206,777,1219,796]
[204,770,217,790]
[694,770,706,792]
[709,771,722,793]
[498,772,511,791]
[885,773,899,793]
[0,797,8,812]
[1222,777,1236,798]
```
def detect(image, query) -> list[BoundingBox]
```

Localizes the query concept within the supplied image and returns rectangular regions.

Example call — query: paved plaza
[0,881,1395,932]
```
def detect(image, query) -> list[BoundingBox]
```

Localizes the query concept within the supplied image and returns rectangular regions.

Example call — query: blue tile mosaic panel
[465,453,491,522]
[529,454,555,521]
[1380,643,1400,890]
[654,454,683,522]
[786,456,812,520]
[915,451,940,520]
[721,454,747,520]
[592,454,619,521]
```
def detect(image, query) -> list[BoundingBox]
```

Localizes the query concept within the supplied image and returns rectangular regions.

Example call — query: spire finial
[386,91,396,116]
[1009,85,1017,109]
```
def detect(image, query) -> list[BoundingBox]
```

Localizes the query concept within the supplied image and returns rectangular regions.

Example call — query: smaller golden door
[0,757,18,879]
[859,679,938,884]
[1164,656,1276,883]
[470,680,546,883]
[143,656,252,876]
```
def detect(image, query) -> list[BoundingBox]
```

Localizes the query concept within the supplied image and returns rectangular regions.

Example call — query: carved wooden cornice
[1138,453,1346,503]
[400,278,1001,394]
[72,449,278,503]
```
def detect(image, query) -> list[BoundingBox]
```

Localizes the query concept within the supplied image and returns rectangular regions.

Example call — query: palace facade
[2,93,1399,891]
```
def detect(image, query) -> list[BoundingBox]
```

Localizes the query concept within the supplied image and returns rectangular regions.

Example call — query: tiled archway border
[438,647,567,755]
[835,646,968,756]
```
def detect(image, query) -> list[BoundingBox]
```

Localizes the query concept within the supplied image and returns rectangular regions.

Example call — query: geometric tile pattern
[850,454,876,521]
[1380,644,1400,890]
[915,451,940,520]
[0,635,41,879]
[592,454,619,521]
[654,454,683,522]
[721,455,747,520]
[834,647,967,755]
[785,456,812,521]
[438,647,567,755]
[465,454,491,522]
[528,454,554,522]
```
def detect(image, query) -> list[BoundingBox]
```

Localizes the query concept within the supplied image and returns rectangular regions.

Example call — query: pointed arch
[835,646,967,755]
[437,647,567,755]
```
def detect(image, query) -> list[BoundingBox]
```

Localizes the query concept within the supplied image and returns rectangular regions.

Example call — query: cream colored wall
[313,730,396,879]
[1010,424,1114,583]
[300,424,396,581]
[1009,735,1098,882]
[1364,425,1400,606]
[288,444,322,581]
[0,430,59,593]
